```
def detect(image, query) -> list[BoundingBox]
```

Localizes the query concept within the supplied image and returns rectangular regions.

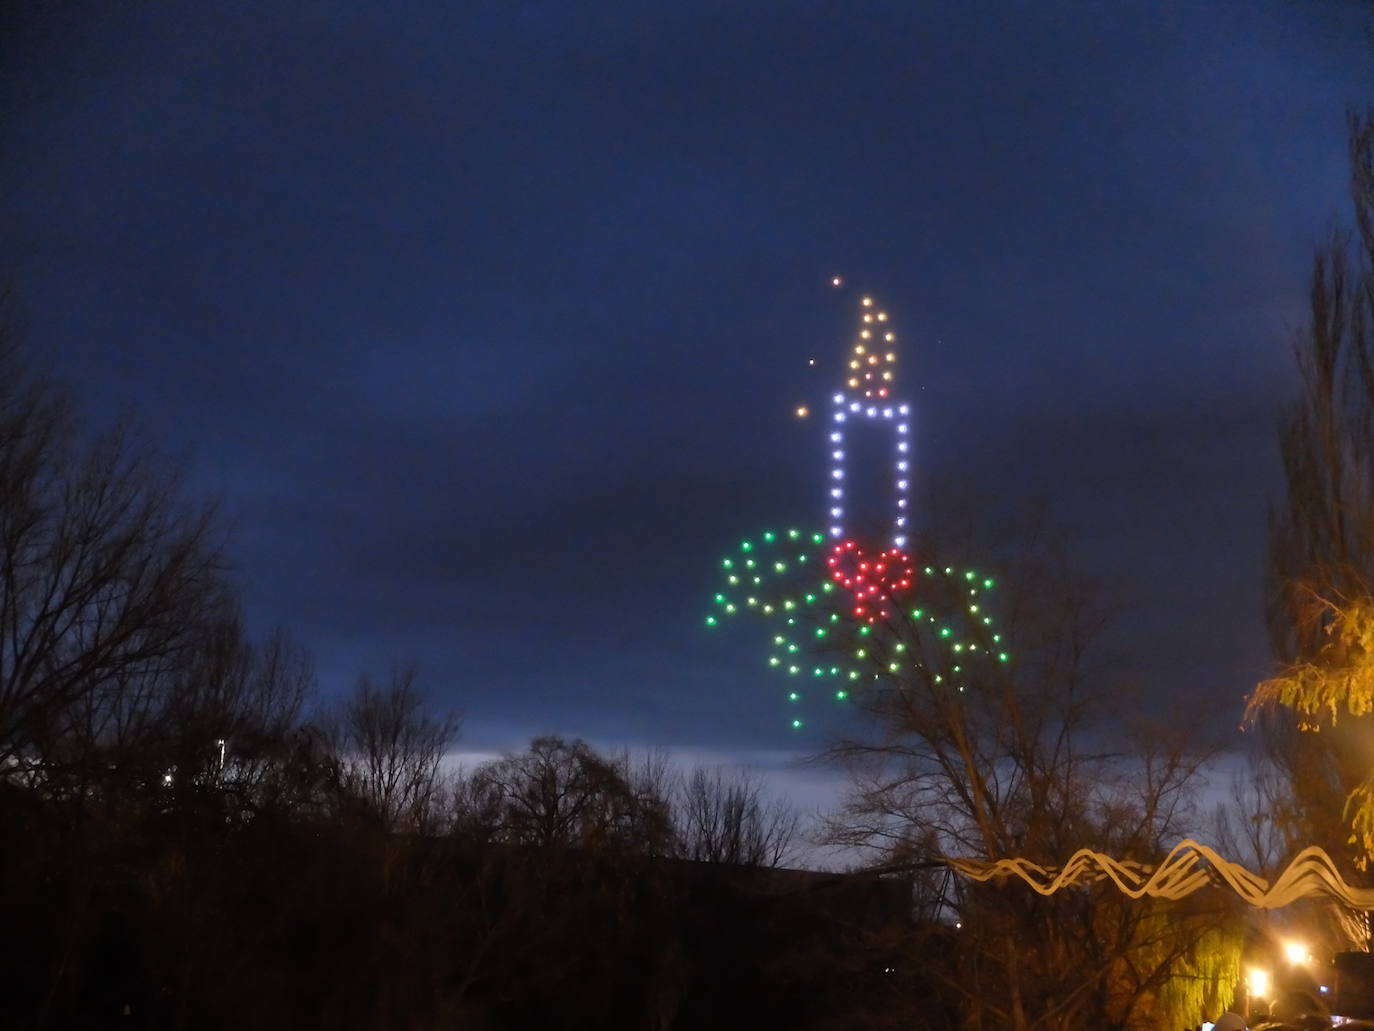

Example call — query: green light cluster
[705,529,1012,728]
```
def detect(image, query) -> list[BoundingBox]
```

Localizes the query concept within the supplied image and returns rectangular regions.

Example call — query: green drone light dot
[742,541,752,551]
[965,571,975,581]
[769,657,780,666]
[953,643,963,653]
[822,582,834,592]
[983,617,992,625]
[811,533,824,544]
[835,690,847,700]
[787,618,797,626]
[714,593,725,603]
[705,616,717,627]
[763,531,775,542]
[753,576,762,585]
[788,644,799,653]
[939,627,951,638]
[830,666,839,675]
[745,558,755,568]
[855,649,866,658]
[859,626,871,636]
[788,529,800,539]
[788,691,799,701]
[998,652,1009,663]
[848,671,860,680]
[775,562,786,572]
[747,597,757,606]
[934,674,943,683]
[888,662,899,672]
[992,634,1001,643]
[829,613,840,623]
[774,635,785,644]
[952,665,962,673]
[969,604,979,613]
[728,575,739,585]
[762,605,774,614]
[792,719,803,729]
[784,600,795,610]
[724,604,736,614]
[815,628,826,638]
[804,594,816,604]
[894,643,905,652]
[723,559,733,569]
[984,578,994,589]
[813,668,823,677]
[788,665,799,675]
[911,608,923,619]
[944,567,953,575]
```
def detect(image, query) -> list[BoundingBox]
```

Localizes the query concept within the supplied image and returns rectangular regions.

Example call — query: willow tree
[1248,112,1374,887]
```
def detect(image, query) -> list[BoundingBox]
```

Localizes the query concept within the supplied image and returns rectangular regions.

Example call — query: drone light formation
[704,279,1008,727]
[828,296,911,548]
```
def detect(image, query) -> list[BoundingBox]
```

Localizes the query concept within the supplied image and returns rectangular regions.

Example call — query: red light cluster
[828,540,915,623]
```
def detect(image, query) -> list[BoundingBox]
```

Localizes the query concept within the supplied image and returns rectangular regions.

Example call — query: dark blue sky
[3,0,1371,763]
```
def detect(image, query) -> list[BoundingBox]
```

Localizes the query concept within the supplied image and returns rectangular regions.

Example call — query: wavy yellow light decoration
[946,839,1374,909]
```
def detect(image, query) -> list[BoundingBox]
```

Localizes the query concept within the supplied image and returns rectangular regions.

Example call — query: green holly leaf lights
[706,529,1011,727]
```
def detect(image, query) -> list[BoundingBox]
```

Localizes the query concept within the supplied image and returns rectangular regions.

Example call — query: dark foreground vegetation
[0,333,1249,1031]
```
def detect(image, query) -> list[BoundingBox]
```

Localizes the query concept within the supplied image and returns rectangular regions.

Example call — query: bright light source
[1248,968,1271,999]
[1283,942,1310,965]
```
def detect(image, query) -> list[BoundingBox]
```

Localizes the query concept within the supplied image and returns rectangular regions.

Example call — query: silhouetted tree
[825,535,1238,1031]
[333,665,459,831]
[0,342,226,777]
[1248,112,1374,931]
[674,766,801,867]
[460,735,672,853]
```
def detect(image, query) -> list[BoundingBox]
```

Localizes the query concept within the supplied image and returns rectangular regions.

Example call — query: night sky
[3,1,1372,783]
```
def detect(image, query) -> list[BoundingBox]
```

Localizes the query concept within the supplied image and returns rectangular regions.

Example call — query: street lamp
[1248,967,1271,1019]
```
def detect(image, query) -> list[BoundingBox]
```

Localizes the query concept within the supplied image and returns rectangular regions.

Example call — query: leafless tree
[334,665,460,831]
[674,766,801,868]
[0,341,227,779]
[460,735,673,853]
[823,534,1235,1031]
